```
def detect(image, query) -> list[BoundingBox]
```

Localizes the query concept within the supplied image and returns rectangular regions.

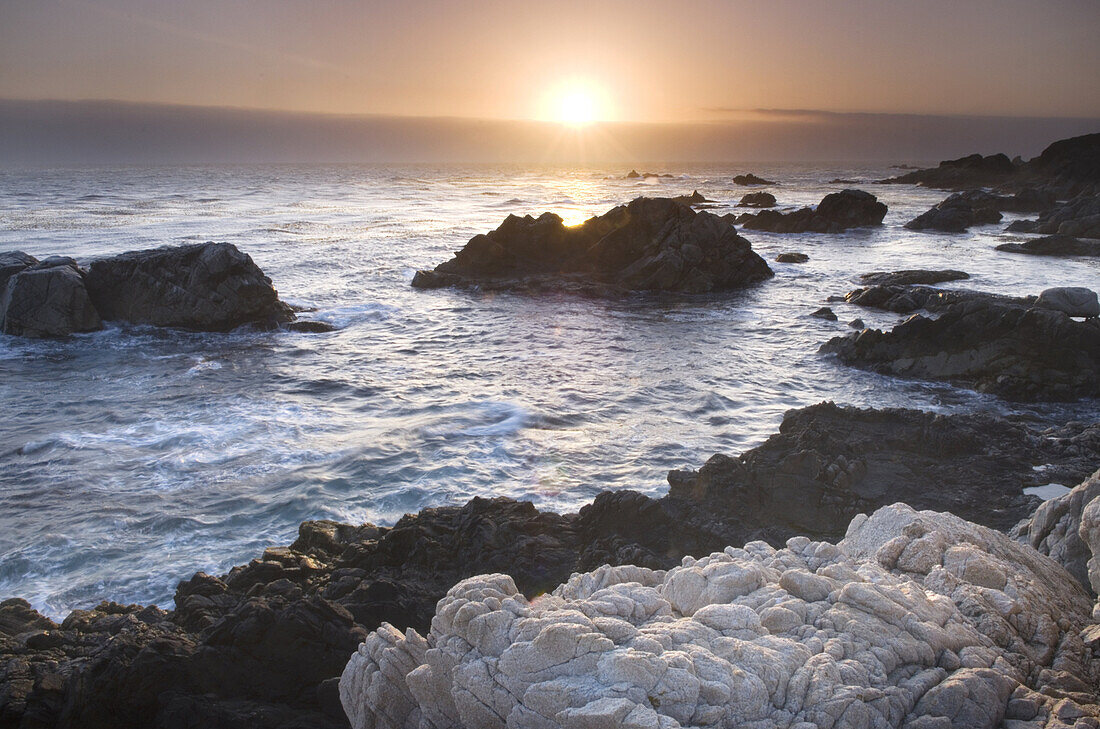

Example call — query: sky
[2,0,1099,122]
[0,0,1098,163]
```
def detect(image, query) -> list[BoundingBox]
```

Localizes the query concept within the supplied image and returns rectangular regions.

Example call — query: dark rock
[625,169,641,179]
[775,252,809,263]
[821,300,1100,401]
[829,178,858,184]
[671,190,709,206]
[411,197,773,294]
[733,173,775,186]
[85,242,294,332]
[858,269,970,286]
[905,191,1004,232]
[881,152,1018,190]
[1025,132,1100,187]
[1035,287,1099,318]
[738,192,776,208]
[0,251,37,293]
[810,307,837,321]
[736,189,886,234]
[1005,194,1100,239]
[848,318,865,329]
[995,234,1100,257]
[283,320,338,333]
[0,256,102,337]
[844,284,1031,314]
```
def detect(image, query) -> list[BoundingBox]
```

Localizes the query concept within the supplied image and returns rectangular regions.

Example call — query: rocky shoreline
[4,403,1100,728]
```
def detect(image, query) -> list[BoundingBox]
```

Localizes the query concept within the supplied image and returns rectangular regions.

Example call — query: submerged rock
[733,173,775,185]
[735,189,887,234]
[995,234,1100,257]
[775,252,808,263]
[821,299,1100,401]
[341,504,1098,729]
[858,269,969,286]
[85,242,294,331]
[844,284,1031,315]
[0,255,102,337]
[411,197,773,294]
[810,306,837,320]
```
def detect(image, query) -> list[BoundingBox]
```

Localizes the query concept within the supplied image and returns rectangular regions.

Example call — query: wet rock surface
[85,242,294,331]
[4,402,1100,727]
[822,297,1100,401]
[341,503,1099,729]
[775,252,809,263]
[857,269,970,287]
[0,255,102,337]
[735,190,887,234]
[411,197,774,294]
[738,191,777,208]
[996,235,1100,257]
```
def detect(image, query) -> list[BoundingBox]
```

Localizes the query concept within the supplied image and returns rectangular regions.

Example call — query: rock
[905,191,1004,232]
[411,197,774,294]
[829,178,858,184]
[996,235,1100,257]
[5,403,1100,728]
[881,152,1019,190]
[736,189,886,234]
[775,252,809,263]
[848,318,865,329]
[733,173,775,185]
[0,250,36,292]
[858,270,970,286]
[341,504,1099,729]
[625,169,641,178]
[1035,287,1099,318]
[1006,194,1100,239]
[739,192,777,208]
[84,242,294,331]
[821,300,1100,401]
[0,256,102,337]
[844,284,1032,315]
[1011,469,1100,593]
[810,306,837,320]
[671,190,709,206]
[284,320,339,333]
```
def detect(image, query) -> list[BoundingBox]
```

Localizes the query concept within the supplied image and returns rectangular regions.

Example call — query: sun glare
[558,89,597,126]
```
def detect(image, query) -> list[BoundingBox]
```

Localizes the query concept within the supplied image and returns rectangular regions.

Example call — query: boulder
[858,269,969,286]
[411,197,773,294]
[810,306,837,320]
[739,191,777,208]
[735,189,887,234]
[0,250,36,292]
[995,234,1100,257]
[844,284,1031,315]
[0,256,102,337]
[1035,287,1099,318]
[340,504,1098,729]
[775,252,808,263]
[84,242,293,331]
[733,173,775,185]
[821,300,1100,401]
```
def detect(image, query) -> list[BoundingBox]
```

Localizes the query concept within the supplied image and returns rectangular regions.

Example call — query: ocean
[1,162,1096,618]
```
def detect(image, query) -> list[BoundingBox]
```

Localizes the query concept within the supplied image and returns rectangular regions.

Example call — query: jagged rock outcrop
[733,173,775,186]
[340,504,1099,729]
[904,191,1005,232]
[739,192,777,208]
[821,300,1100,401]
[1012,469,1100,594]
[858,270,969,287]
[0,255,102,337]
[843,284,1029,315]
[85,241,294,331]
[996,235,1100,257]
[735,190,886,234]
[880,152,1019,190]
[411,197,773,294]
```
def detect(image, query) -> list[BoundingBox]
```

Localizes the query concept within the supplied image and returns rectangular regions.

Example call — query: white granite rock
[341,504,1100,729]
[1012,469,1100,593]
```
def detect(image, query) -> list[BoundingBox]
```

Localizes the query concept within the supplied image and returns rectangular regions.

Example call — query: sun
[557,89,598,126]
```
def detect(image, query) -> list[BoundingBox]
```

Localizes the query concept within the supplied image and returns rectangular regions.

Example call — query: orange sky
[1,0,1098,122]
